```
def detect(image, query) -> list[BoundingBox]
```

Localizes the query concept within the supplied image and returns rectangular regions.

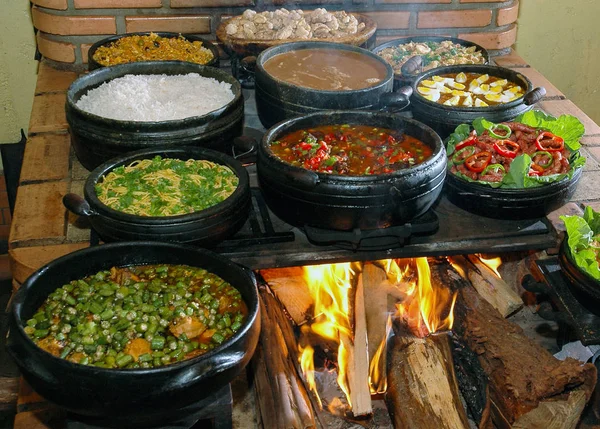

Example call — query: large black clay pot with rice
[66,61,244,170]
[6,242,260,428]
[254,42,412,129]
[411,64,546,139]
[63,147,251,246]
[371,36,489,89]
[257,111,446,230]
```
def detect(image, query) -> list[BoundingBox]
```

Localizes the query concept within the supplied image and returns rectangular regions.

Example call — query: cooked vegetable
[446,111,586,188]
[418,73,524,106]
[561,206,600,281]
[95,156,238,217]
[24,264,248,369]
[464,151,491,173]
[92,33,214,66]
[270,124,433,175]
[376,40,485,75]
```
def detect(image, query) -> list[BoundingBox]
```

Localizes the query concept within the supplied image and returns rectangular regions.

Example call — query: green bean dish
[24,264,248,369]
[95,156,239,217]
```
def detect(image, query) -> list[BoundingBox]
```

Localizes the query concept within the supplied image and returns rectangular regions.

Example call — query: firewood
[340,271,372,417]
[260,267,314,325]
[454,284,597,427]
[452,255,523,317]
[256,291,316,429]
[385,322,470,429]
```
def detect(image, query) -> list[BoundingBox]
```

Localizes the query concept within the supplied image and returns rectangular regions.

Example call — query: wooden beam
[260,267,314,325]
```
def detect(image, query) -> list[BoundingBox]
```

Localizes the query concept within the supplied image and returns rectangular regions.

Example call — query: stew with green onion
[24,265,247,369]
[270,124,432,175]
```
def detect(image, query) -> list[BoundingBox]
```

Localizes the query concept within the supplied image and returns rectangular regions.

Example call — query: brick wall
[32,0,518,69]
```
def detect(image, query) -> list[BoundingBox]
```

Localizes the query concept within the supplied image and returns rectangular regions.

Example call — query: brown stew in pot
[270,124,432,175]
[263,49,388,91]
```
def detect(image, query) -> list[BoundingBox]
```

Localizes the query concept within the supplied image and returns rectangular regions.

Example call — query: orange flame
[476,254,502,278]
[397,258,457,336]
[301,263,355,407]
[299,344,322,409]
[368,315,392,394]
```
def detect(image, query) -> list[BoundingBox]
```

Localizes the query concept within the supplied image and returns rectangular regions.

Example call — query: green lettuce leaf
[561,206,600,280]
[446,111,586,188]
[516,110,584,151]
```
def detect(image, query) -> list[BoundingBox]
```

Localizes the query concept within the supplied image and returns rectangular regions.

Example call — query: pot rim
[66,61,242,128]
[255,41,394,95]
[445,166,582,195]
[9,241,259,376]
[411,64,533,112]
[87,32,220,70]
[560,236,600,290]
[81,147,250,225]
[371,36,490,78]
[260,110,445,182]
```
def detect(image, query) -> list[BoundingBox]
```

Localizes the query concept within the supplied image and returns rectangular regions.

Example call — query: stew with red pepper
[270,124,433,175]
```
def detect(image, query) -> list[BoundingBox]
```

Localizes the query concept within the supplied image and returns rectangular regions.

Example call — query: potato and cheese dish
[417,72,525,107]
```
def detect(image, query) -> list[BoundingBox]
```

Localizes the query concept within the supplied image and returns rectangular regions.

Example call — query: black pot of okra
[6,242,260,428]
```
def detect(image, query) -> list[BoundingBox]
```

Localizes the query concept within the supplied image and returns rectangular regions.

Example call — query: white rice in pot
[75,73,235,122]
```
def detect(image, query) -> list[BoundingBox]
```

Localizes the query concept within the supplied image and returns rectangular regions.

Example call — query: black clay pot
[411,65,546,139]
[66,61,244,170]
[63,147,251,246]
[257,111,446,231]
[254,41,412,129]
[371,36,489,89]
[559,237,600,315]
[6,242,260,428]
[87,32,220,70]
[444,166,583,220]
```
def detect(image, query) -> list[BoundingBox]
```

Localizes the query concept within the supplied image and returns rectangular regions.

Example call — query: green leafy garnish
[561,206,600,281]
[446,110,586,188]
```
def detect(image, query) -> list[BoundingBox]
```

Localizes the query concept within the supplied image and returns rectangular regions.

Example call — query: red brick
[0,225,10,241]
[171,0,253,6]
[81,43,93,64]
[0,177,6,192]
[75,0,161,7]
[32,6,117,36]
[581,136,600,146]
[512,66,564,99]
[359,11,410,30]
[498,0,519,26]
[458,24,517,50]
[418,10,492,28]
[376,0,449,3]
[492,49,528,67]
[0,192,8,210]
[35,61,78,94]
[36,32,76,63]
[2,209,11,225]
[461,0,510,2]
[125,15,211,34]
[31,0,68,10]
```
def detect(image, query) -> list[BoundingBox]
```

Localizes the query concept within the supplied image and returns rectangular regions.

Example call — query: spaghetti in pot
[95,156,239,217]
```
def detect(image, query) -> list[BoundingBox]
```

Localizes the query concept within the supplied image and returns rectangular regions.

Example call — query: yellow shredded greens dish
[95,156,239,217]
[92,33,214,66]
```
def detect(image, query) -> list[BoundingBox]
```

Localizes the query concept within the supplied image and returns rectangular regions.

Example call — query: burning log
[385,321,470,429]
[260,267,314,325]
[451,255,523,317]
[253,287,316,429]
[341,270,372,417]
[454,283,597,428]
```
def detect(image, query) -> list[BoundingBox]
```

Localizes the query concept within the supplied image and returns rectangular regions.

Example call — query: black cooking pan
[6,242,260,428]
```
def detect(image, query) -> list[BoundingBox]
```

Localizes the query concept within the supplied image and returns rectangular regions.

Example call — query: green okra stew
[24,264,248,369]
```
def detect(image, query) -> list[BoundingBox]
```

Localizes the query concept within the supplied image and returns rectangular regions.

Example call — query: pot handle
[286,169,319,190]
[379,86,413,113]
[232,135,257,165]
[63,193,98,217]
[400,56,423,77]
[524,87,546,106]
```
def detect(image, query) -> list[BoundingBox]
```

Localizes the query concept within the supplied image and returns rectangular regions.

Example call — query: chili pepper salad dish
[446,110,586,188]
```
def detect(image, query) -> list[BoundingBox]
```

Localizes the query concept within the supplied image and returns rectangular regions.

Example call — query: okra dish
[24,264,247,369]
[95,156,239,217]
[446,111,586,188]
[270,124,432,175]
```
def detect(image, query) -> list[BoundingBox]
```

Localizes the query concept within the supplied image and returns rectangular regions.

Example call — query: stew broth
[271,124,432,175]
[263,48,388,91]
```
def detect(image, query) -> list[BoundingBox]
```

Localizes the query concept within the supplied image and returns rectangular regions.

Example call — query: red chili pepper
[465,151,492,173]
[529,163,545,176]
[387,134,396,144]
[455,136,477,151]
[324,134,334,143]
[535,132,564,152]
[493,140,520,158]
[299,142,312,151]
